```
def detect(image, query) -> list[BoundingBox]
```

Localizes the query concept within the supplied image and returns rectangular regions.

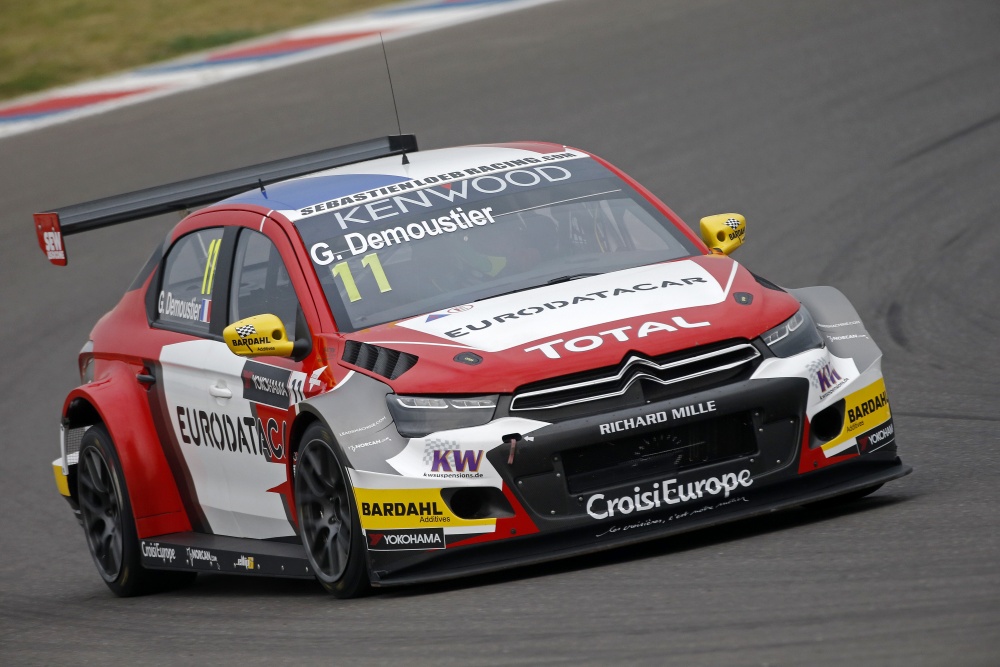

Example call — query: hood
[336,256,800,394]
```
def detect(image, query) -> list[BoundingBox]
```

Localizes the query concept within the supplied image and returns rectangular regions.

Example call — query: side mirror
[223,314,295,358]
[699,213,746,255]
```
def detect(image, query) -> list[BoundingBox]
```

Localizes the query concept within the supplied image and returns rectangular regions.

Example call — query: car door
[192,224,310,540]
[147,224,243,536]
[150,217,311,540]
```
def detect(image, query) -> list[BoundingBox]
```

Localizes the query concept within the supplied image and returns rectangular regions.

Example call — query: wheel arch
[287,409,326,481]
[289,405,337,463]
[62,360,192,537]
[65,395,101,430]
[788,286,883,373]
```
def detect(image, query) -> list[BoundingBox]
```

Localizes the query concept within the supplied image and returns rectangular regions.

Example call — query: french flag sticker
[199,299,212,323]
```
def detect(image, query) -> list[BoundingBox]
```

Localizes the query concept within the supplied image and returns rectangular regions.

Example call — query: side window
[155,228,224,334]
[230,229,301,335]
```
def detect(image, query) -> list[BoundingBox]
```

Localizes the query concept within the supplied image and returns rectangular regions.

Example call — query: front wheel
[77,424,195,596]
[295,423,370,598]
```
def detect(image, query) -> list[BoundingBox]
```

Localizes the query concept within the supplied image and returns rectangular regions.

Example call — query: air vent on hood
[752,272,785,292]
[342,341,417,380]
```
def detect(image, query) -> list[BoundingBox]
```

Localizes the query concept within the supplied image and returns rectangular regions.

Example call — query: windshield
[295,154,699,332]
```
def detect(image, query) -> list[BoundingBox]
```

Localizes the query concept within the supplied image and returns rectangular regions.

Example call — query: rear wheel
[77,424,195,596]
[295,423,370,598]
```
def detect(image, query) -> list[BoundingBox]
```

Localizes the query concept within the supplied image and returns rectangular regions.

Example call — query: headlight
[386,395,498,438]
[761,307,823,357]
[79,340,95,384]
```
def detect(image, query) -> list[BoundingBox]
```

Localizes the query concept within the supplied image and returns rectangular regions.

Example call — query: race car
[36,135,910,598]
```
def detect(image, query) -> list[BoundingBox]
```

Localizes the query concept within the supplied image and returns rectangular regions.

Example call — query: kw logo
[431,450,484,473]
[816,363,843,393]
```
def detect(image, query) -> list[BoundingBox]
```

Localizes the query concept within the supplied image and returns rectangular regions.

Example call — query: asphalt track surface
[2,0,998,664]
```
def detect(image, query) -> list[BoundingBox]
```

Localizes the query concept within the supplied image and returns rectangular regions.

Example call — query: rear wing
[33,134,417,266]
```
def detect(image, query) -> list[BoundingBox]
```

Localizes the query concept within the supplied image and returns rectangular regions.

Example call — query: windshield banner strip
[284,151,587,222]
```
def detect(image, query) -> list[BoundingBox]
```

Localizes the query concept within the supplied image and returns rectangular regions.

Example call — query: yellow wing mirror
[223,314,295,358]
[700,213,746,255]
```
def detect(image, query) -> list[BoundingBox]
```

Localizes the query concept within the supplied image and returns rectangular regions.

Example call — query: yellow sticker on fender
[822,378,892,451]
[353,487,496,529]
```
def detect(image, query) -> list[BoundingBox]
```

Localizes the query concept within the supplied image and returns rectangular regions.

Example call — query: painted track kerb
[0,0,563,139]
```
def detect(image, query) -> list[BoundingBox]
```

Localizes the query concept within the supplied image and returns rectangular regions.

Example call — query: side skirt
[138,532,312,579]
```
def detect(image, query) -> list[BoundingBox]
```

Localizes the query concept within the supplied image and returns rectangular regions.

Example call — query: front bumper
[358,373,907,587]
[373,455,909,586]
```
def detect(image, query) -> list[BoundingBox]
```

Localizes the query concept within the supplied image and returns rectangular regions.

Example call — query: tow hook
[504,433,523,465]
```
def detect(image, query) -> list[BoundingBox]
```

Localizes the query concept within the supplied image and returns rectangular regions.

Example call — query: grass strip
[0,0,395,101]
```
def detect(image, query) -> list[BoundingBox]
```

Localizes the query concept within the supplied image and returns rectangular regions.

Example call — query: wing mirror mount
[700,213,746,255]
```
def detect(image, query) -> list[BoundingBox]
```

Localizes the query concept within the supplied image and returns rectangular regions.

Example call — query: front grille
[342,341,417,380]
[511,341,760,413]
[562,412,757,494]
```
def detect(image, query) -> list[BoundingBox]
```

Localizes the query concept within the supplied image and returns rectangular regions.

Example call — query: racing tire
[295,423,371,599]
[77,424,196,597]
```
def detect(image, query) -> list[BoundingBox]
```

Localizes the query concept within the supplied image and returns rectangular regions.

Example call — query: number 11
[331,252,392,302]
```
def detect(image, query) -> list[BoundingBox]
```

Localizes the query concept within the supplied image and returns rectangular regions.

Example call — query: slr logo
[43,231,65,260]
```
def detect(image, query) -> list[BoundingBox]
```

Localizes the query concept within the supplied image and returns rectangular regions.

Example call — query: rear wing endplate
[33,134,417,266]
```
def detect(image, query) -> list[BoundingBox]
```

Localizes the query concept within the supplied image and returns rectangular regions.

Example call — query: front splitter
[370,456,911,587]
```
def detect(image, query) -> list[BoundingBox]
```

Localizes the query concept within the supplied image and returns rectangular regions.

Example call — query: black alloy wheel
[77,424,195,596]
[295,423,370,598]
[79,438,124,582]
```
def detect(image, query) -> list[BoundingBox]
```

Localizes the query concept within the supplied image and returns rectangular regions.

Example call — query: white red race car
[37,135,909,597]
